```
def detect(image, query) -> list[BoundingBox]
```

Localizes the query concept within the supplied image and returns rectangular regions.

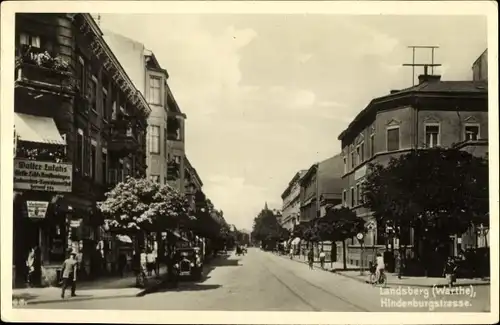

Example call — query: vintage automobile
[173,247,203,281]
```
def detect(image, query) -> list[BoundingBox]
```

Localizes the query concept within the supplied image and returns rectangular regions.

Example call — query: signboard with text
[14,159,72,192]
[26,201,49,218]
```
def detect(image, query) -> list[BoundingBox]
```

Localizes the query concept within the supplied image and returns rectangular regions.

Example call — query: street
[21,248,490,312]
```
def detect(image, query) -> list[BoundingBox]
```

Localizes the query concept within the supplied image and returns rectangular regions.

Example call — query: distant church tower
[264,202,269,211]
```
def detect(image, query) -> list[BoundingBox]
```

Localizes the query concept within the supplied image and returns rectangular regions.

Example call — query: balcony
[108,120,141,155]
[15,46,75,95]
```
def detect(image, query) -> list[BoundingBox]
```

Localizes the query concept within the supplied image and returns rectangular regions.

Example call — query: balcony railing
[108,126,140,154]
[15,46,74,92]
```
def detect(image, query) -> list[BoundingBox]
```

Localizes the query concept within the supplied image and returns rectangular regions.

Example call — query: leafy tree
[363,148,489,266]
[251,208,288,250]
[98,177,193,284]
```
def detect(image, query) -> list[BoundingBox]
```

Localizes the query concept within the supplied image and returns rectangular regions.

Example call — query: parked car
[173,247,203,281]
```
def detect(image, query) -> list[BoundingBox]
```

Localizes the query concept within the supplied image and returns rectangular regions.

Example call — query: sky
[99,14,487,230]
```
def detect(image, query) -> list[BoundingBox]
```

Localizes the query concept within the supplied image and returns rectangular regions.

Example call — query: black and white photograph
[1,1,498,324]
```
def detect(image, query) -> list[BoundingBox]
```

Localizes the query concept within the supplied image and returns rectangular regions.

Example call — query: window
[356,183,362,205]
[111,100,117,120]
[350,149,355,168]
[350,187,355,207]
[150,175,160,183]
[342,190,347,207]
[465,125,480,141]
[370,134,375,157]
[76,56,86,95]
[359,142,365,163]
[76,129,84,173]
[89,76,97,112]
[425,124,440,148]
[149,125,160,154]
[387,127,400,151]
[20,33,41,48]
[356,146,360,165]
[102,148,107,184]
[118,160,124,183]
[164,127,168,157]
[102,88,108,121]
[149,76,161,104]
[90,140,96,180]
[343,157,347,174]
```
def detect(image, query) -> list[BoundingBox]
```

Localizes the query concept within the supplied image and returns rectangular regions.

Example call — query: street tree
[98,177,193,284]
[251,208,288,250]
[363,147,489,266]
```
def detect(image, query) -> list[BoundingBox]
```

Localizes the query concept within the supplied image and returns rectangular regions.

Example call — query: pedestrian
[308,249,314,270]
[26,247,36,287]
[61,251,78,299]
[146,248,155,276]
[319,249,326,269]
[443,256,458,288]
[375,252,385,283]
[289,247,294,260]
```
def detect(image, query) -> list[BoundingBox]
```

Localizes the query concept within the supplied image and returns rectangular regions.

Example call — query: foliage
[16,45,70,72]
[98,177,193,234]
[251,208,289,242]
[363,148,489,239]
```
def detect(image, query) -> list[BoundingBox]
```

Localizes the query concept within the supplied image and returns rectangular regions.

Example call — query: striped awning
[14,113,66,145]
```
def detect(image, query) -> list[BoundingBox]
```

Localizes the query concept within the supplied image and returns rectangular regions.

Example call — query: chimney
[418,74,441,84]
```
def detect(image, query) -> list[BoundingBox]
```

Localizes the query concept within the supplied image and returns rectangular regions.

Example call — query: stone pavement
[275,252,490,288]
[12,266,168,306]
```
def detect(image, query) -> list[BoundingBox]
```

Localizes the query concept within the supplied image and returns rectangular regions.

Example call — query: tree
[98,177,193,284]
[363,148,489,271]
[251,208,288,250]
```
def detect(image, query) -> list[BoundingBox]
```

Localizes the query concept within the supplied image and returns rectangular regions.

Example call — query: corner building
[337,74,488,268]
[13,13,150,286]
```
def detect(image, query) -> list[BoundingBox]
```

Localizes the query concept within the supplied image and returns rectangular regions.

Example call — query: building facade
[280,170,307,231]
[472,49,488,81]
[13,13,150,286]
[337,73,488,266]
[299,154,344,224]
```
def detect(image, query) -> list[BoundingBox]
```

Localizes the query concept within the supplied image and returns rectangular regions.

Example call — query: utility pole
[403,46,441,86]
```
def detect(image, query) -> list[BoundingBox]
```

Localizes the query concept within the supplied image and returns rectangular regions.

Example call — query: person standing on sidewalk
[61,252,78,299]
[26,247,36,287]
[319,249,326,269]
[308,249,314,270]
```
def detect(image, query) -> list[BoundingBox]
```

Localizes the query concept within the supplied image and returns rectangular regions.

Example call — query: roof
[338,78,488,141]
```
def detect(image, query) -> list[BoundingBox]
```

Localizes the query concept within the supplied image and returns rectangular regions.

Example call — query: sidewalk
[12,266,168,306]
[274,252,490,288]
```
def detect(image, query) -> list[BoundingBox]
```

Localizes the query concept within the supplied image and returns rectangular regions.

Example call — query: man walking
[61,251,78,299]
[308,249,314,270]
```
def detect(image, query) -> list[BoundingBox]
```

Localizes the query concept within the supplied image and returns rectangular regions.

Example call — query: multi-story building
[299,154,344,224]
[472,49,488,81]
[13,13,150,286]
[337,73,488,266]
[280,170,307,231]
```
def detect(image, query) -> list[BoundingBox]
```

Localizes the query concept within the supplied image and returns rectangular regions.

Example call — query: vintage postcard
[1,1,498,324]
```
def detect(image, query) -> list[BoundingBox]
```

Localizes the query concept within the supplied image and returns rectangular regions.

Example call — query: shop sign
[70,219,82,228]
[26,201,49,218]
[14,159,72,193]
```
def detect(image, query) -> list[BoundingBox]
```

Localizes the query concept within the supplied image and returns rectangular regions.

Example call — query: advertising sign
[14,159,72,192]
[26,201,49,218]
[70,219,82,228]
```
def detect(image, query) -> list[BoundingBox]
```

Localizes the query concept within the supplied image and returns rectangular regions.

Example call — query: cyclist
[375,252,385,284]
[319,249,326,269]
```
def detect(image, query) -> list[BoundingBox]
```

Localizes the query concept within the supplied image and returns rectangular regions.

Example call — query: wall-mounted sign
[26,201,49,218]
[14,159,72,193]
[70,219,82,228]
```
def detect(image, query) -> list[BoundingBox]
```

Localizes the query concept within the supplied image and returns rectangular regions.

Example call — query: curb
[13,291,141,306]
[271,252,491,288]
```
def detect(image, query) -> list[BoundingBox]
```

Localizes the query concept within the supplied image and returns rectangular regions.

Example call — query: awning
[14,113,66,145]
[116,235,133,243]
[291,237,301,245]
